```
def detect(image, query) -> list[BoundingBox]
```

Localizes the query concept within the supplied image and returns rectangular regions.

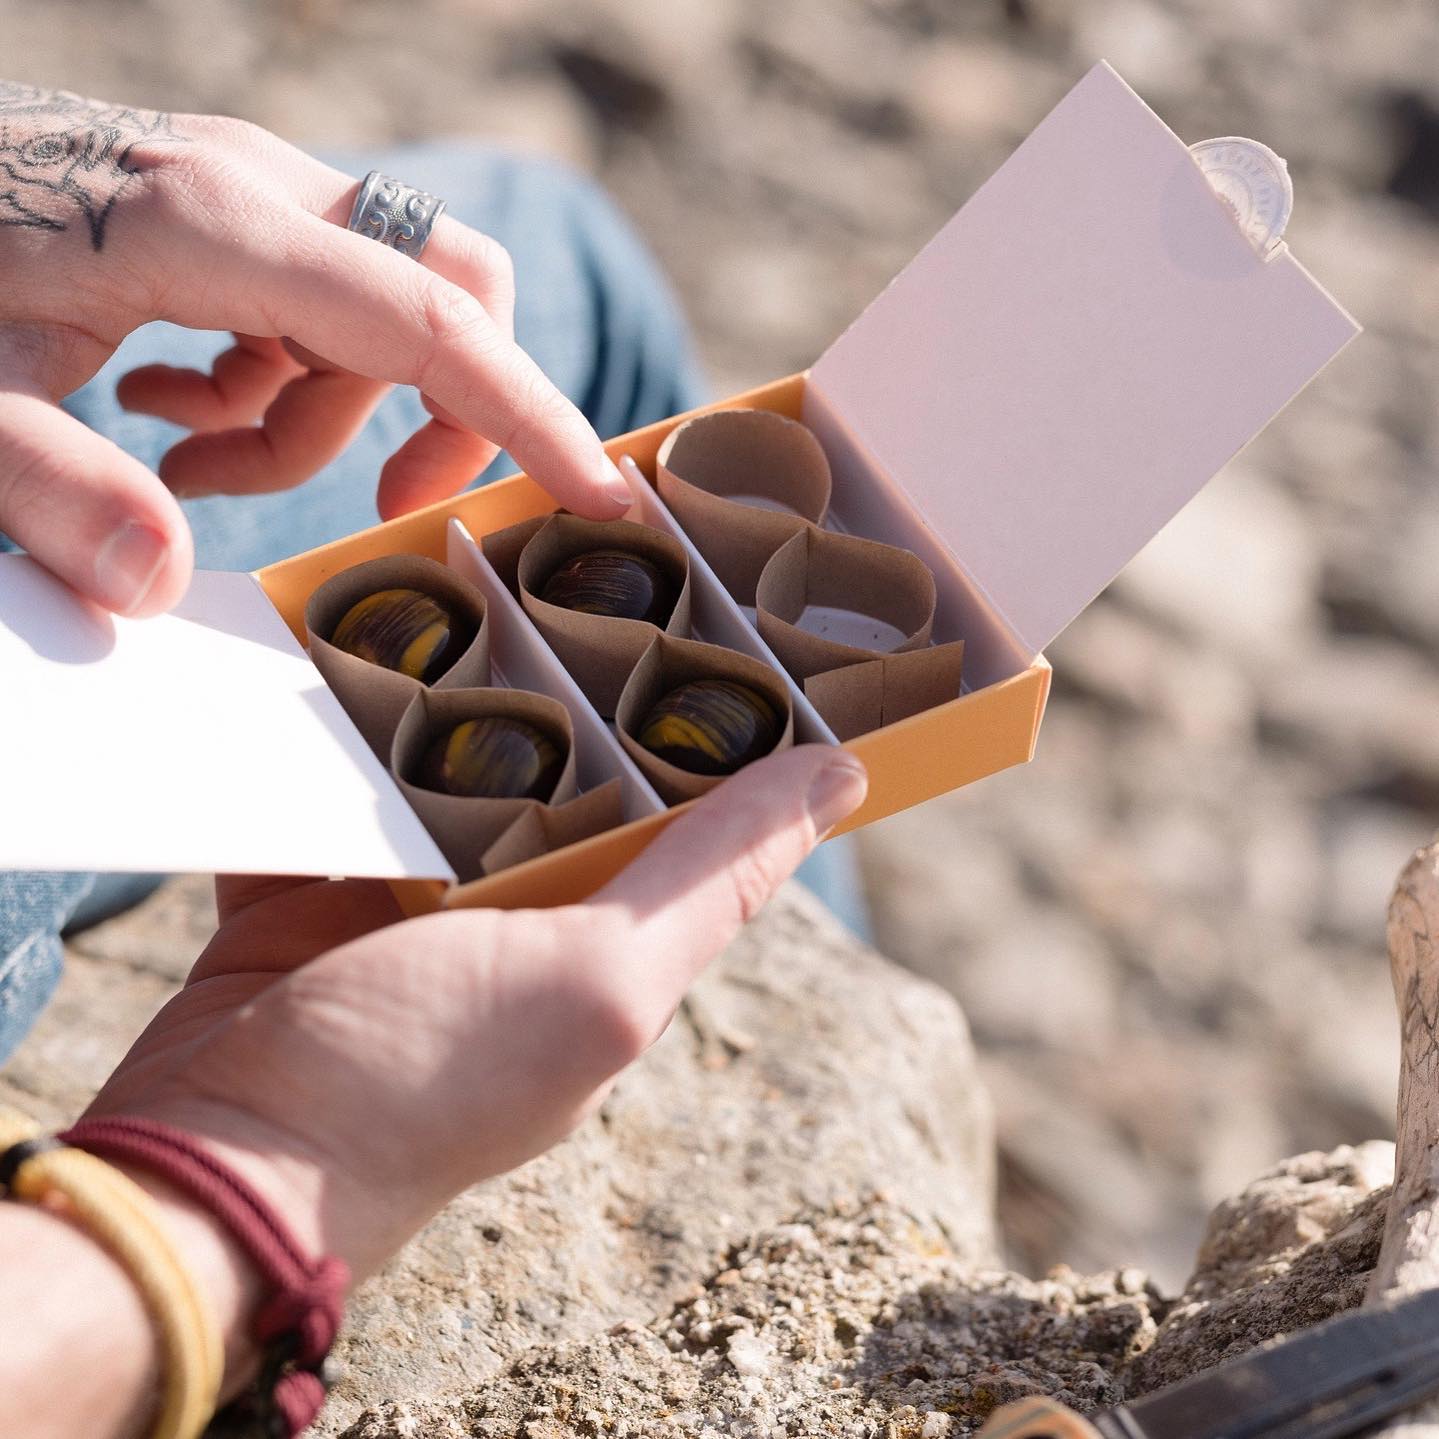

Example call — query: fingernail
[600,454,633,508]
[94,521,168,615]
[806,754,868,835]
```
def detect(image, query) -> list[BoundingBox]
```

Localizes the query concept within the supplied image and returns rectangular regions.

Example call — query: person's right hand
[0,81,633,619]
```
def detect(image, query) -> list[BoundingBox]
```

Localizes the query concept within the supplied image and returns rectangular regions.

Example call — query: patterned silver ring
[346,170,446,261]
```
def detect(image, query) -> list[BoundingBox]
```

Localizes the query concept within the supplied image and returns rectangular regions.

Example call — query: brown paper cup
[479,778,626,876]
[305,554,490,762]
[804,641,966,742]
[754,527,935,681]
[656,409,830,604]
[480,514,548,594]
[614,634,795,806]
[510,514,692,718]
[391,687,583,884]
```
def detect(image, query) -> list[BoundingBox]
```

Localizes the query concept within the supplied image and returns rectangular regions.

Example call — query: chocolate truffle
[539,549,676,627]
[637,679,780,777]
[330,588,470,684]
[419,717,564,800]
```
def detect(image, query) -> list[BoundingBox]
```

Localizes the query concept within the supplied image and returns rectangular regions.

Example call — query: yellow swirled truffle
[419,717,564,800]
[330,588,469,683]
[637,679,780,777]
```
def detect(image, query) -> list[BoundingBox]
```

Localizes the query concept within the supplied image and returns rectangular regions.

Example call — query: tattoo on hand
[0,81,187,250]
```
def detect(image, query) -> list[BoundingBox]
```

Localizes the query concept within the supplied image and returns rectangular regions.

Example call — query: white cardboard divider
[0,556,455,880]
[616,455,840,747]
[443,518,666,819]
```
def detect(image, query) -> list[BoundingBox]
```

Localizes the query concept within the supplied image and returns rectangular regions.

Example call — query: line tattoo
[0,81,188,250]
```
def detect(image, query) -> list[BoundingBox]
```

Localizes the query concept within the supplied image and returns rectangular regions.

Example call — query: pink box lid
[808,61,1360,659]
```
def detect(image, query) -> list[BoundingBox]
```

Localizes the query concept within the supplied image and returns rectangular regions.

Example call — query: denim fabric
[0,143,867,1064]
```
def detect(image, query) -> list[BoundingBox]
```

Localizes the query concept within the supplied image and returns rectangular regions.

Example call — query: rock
[318,884,997,1431]
[7,0,1439,1391]
[347,1197,1164,1439]
[1126,1143,1393,1394]
[342,1140,1416,1438]
[1114,465,1321,663]
[959,909,1119,1056]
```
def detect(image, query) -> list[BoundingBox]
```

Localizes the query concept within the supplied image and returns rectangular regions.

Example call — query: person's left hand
[84,744,867,1321]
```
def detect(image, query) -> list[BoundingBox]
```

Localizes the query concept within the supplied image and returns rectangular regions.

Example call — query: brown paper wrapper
[614,634,796,806]
[755,527,935,679]
[305,554,490,762]
[392,687,615,883]
[656,409,831,604]
[804,641,967,742]
[479,778,625,875]
[480,514,548,593]
[486,513,692,718]
[752,528,964,738]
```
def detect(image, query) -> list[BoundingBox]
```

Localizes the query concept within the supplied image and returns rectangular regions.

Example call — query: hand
[0,81,632,618]
[81,745,866,1385]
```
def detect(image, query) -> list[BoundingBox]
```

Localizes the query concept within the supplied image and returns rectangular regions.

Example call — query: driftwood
[1367,841,1439,1433]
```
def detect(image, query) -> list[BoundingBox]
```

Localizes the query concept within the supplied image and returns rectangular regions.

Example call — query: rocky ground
[6,0,1438,1345]
[2,882,1413,1436]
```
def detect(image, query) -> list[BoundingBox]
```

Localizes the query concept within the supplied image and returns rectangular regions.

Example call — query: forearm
[0,1163,263,1439]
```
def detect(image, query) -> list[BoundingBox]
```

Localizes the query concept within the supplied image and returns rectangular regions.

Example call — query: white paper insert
[0,557,455,880]
[806,61,1360,661]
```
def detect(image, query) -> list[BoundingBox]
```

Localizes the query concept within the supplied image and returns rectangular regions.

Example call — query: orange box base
[255,373,1051,913]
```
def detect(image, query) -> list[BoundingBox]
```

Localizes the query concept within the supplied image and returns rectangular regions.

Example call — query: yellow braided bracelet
[0,1107,223,1439]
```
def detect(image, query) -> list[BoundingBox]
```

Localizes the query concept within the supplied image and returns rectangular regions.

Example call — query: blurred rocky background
[5,0,1437,1299]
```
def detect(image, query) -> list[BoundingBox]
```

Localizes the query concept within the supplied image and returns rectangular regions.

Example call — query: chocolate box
[0,64,1359,913]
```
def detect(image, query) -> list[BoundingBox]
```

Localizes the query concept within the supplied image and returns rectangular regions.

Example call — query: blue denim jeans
[0,144,869,1064]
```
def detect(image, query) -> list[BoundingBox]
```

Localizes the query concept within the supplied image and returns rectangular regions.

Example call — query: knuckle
[413,283,492,393]
[460,230,515,297]
[497,372,581,457]
[141,142,252,232]
[552,908,656,1069]
[0,441,52,521]
[583,980,656,1069]
[724,840,787,929]
[193,113,270,152]
[0,433,80,538]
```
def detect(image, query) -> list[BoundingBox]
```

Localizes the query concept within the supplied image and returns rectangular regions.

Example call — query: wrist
[90,1090,411,1279]
[107,1157,267,1400]
[66,1106,355,1425]
[0,1198,161,1439]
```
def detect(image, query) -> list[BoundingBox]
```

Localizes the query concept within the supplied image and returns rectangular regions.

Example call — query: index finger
[175,207,631,518]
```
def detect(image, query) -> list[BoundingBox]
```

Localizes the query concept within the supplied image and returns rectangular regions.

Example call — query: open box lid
[806,61,1360,659]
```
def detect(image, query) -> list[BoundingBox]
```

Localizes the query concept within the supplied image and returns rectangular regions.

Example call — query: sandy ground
[5,0,1439,1288]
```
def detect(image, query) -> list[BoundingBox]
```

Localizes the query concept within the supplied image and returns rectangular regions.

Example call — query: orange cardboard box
[0,64,1359,911]
[254,371,1055,914]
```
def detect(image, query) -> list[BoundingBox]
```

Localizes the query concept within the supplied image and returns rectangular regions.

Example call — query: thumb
[591,743,868,1001]
[0,382,191,616]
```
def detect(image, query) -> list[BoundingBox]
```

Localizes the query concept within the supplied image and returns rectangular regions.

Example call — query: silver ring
[346,170,446,260]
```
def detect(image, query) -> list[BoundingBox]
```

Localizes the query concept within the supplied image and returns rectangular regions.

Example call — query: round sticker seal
[1189,136,1293,255]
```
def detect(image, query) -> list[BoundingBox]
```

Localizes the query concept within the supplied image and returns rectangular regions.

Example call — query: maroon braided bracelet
[60,1115,349,1438]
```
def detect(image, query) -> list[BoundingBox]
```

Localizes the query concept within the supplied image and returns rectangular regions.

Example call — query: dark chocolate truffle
[330,588,470,684]
[637,679,780,777]
[419,717,564,800]
[539,549,676,627]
